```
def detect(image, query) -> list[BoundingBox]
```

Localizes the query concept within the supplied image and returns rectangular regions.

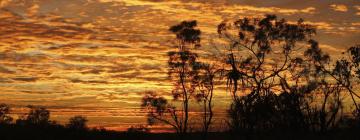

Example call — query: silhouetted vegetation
[0,104,231,140]
[0,105,117,140]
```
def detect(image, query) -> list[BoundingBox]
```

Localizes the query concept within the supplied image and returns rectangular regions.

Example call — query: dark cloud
[69,79,108,84]
[81,69,104,74]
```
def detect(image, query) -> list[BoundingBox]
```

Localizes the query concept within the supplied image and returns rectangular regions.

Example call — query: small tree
[66,115,88,130]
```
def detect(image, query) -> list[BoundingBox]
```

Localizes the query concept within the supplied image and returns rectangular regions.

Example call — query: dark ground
[0,124,359,140]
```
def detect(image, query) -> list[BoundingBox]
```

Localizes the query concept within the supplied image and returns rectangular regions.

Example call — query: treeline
[0,104,175,140]
[0,104,88,129]
[0,104,107,140]
[0,104,229,140]
[141,15,360,140]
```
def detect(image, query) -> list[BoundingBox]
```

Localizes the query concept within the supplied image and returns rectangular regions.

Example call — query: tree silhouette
[217,15,316,132]
[298,40,341,131]
[167,21,202,135]
[215,15,360,134]
[66,115,88,130]
[142,20,204,138]
[15,105,51,126]
[26,105,50,125]
[192,63,218,140]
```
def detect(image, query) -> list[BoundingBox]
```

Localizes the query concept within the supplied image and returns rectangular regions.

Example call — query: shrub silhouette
[127,125,150,133]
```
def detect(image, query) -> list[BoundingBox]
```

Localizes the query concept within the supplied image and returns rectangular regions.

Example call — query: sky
[0,0,359,131]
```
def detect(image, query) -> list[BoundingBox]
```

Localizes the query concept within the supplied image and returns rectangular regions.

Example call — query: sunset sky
[0,0,360,131]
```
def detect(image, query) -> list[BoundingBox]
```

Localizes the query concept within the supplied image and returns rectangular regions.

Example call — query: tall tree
[142,21,201,138]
